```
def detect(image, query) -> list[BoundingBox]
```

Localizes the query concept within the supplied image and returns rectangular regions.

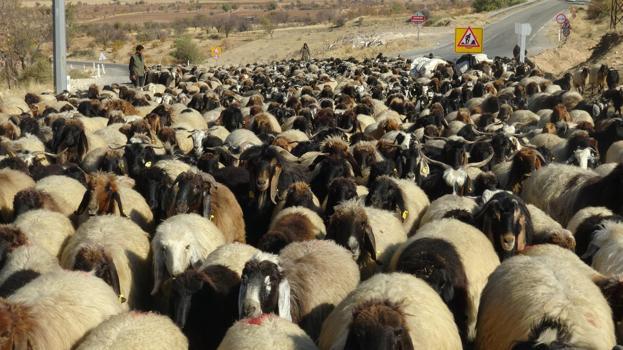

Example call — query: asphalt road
[67,60,130,83]
[402,0,570,61]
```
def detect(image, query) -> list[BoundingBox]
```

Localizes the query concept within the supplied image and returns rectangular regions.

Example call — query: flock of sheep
[0,53,623,350]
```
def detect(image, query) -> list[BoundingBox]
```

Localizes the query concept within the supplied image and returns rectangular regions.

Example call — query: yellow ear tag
[209,214,215,221]
[248,191,255,199]
[420,163,430,177]
[119,294,127,303]
[392,168,398,176]
[145,161,152,168]
[401,210,409,221]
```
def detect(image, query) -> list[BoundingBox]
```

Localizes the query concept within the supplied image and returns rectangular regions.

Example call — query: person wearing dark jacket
[129,45,146,88]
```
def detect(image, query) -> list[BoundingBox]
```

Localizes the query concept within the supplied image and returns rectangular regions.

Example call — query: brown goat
[507,148,545,194]
[551,104,572,124]
[75,173,126,217]
[104,99,139,116]
[542,123,557,134]
[144,113,162,135]
[0,122,19,140]
[246,95,264,107]
[257,211,317,254]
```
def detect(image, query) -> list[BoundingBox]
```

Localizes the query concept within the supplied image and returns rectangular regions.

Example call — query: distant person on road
[129,45,146,88]
[300,43,311,62]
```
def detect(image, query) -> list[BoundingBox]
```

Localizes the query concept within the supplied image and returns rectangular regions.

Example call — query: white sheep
[319,272,462,350]
[476,254,616,349]
[365,175,430,233]
[0,269,126,349]
[218,314,318,350]
[60,215,151,309]
[389,218,500,342]
[151,213,226,295]
[606,140,623,164]
[585,220,623,277]
[521,163,598,226]
[239,240,360,341]
[14,208,75,258]
[327,199,408,278]
[0,225,60,293]
[419,194,478,226]
[34,175,87,217]
[75,311,188,350]
[526,204,576,250]
[0,168,35,222]
[567,206,614,235]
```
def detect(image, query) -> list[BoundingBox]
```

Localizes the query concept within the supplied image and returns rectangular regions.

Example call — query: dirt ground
[532,6,622,77]
[67,3,496,67]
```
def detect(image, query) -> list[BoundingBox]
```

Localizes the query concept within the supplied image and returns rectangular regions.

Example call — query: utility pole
[612,0,623,30]
[53,0,68,93]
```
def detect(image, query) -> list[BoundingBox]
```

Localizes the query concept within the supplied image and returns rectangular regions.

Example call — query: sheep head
[473,192,534,260]
[151,226,204,296]
[72,245,122,301]
[238,253,291,321]
[165,171,213,218]
[345,300,413,350]
[170,265,241,328]
[327,201,377,264]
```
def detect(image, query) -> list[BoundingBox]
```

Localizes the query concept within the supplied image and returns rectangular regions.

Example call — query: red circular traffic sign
[555,13,567,24]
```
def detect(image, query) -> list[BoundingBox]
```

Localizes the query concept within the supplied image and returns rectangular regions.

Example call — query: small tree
[222,3,232,12]
[261,17,275,38]
[267,2,278,11]
[171,36,205,64]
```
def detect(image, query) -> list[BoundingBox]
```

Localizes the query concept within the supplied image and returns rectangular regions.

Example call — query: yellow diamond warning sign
[454,27,483,54]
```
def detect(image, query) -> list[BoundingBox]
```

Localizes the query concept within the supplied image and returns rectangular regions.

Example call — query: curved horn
[466,150,494,168]
[418,149,452,170]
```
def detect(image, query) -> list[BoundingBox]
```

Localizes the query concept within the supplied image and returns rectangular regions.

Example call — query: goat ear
[345,153,362,177]
[277,278,292,321]
[75,189,91,215]
[102,253,122,300]
[237,276,248,320]
[363,224,377,262]
[395,193,408,222]
[112,190,126,217]
[151,245,165,296]
[78,131,89,160]
[270,164,282,204]
[202,189,212,219]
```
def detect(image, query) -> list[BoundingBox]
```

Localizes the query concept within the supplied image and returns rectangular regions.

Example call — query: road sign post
[454,27,483,54]
[514,23,531,63]
[410,12,426,42]
[53,0,68,93]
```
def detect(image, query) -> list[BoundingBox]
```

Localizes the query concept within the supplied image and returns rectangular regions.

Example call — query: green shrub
[19,57,52,84]
[472,0,525,12]
[587,0,609,20]
[171,36,205,64]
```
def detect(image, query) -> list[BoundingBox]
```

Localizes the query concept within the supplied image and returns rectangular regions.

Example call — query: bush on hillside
[171,36,205,64]
[587,0,609,20]
[472,0,525,12]
[19,57,52,84]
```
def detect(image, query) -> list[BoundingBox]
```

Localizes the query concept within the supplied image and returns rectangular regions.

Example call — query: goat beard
[256,190,268,210]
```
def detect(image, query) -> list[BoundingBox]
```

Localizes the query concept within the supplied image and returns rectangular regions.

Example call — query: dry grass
[532,5,621,76]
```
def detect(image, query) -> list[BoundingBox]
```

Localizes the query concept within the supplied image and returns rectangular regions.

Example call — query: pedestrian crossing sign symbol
[455,27,483,53]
